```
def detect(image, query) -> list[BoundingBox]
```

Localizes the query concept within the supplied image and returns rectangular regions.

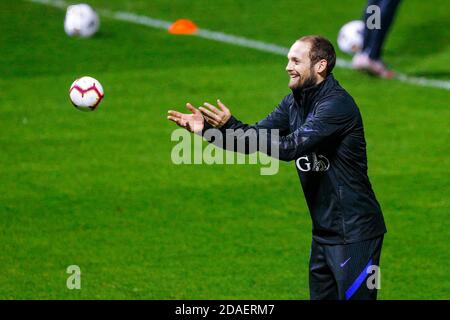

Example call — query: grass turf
[0,0,448,299]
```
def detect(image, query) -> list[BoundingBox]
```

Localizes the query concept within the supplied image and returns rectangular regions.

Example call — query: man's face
[286,41,318,90]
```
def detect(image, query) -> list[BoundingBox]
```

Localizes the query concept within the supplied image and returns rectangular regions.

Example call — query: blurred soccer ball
[337,20,365,55]
[69,76,104,111]
[64,4,99,38]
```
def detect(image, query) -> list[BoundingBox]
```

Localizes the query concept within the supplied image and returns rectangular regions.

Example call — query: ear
[315,59,328,75]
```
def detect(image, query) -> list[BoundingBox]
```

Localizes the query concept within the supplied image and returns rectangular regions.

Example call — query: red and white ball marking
[69,76,104,111]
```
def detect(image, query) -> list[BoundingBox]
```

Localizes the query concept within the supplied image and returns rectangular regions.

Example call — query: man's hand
[167,103,204,133]
[199,99,232,128]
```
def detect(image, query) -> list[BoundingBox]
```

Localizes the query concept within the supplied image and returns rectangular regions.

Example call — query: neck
[315,75,326,85]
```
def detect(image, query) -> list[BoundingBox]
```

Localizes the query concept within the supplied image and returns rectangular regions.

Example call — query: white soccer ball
[337,20,365,55]
[69,76,104,111]
[64,4,100,38]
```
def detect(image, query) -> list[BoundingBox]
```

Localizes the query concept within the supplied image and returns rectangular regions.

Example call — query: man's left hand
[199,99,232,128]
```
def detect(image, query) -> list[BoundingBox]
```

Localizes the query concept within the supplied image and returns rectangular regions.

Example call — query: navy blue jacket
[202,74,387,244]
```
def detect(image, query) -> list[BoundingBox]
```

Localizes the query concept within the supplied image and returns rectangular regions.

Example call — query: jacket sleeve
[202,95,290,134]
[202,97,354,161]
[275,98,355,160]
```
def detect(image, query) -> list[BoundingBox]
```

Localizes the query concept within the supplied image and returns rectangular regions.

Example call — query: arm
[202,98,354,161]
[200,95,290,134]
[275,99,353,160]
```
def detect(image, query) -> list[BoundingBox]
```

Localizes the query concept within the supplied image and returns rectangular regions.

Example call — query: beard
[300,72,318,89]
[289,66,318,90]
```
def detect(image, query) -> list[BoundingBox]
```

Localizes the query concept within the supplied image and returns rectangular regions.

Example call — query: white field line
[28,0,450,90]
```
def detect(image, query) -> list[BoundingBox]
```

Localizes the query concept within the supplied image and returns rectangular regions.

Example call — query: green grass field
[0,0,449,299]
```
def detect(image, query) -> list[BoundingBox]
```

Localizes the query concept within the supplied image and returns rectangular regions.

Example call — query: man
[353,0,402,78]
[167,36,387,300]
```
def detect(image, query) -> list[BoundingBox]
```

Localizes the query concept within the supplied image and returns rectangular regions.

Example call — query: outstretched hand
[167,103,204,133]
[199,99,232,128]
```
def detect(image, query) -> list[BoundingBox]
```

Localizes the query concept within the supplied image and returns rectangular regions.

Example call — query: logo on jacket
[296,153,330,172]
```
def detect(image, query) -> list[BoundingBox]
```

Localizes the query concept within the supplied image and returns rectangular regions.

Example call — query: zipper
[338,185,347,243]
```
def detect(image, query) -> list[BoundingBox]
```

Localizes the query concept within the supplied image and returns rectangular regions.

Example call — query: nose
[286,61,293,72]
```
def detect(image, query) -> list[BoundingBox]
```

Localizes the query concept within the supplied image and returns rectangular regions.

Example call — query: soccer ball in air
[69,76,104,111]
[64,4,100,38]
[337,20,365,55]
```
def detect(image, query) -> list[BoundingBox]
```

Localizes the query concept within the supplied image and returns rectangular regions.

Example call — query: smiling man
[167,36,387,300]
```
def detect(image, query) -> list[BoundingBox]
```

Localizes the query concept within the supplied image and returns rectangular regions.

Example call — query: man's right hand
[167,103,204,133]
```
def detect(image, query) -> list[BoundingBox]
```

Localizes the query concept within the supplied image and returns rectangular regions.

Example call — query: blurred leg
[362,0,401,60]
[361,0,381,56]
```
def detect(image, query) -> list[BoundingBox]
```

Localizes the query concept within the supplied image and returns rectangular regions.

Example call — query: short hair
[298,35,336,76]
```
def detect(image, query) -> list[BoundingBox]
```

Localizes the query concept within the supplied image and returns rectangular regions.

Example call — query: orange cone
[168,19,198,35]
